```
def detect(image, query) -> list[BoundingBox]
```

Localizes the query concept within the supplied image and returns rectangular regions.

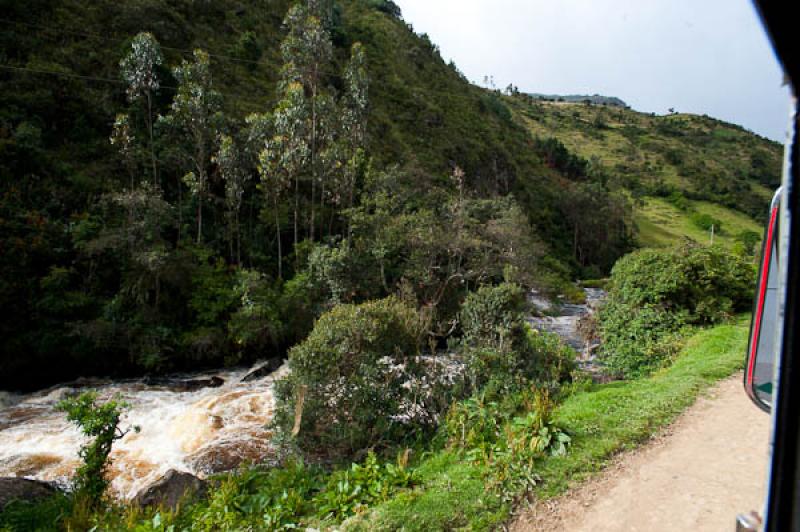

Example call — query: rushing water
[527,287,606,363]
[0,363,287,499]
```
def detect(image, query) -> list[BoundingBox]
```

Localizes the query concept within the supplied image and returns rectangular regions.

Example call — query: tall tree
[280,3,333,241]
[160,49,223,244]
[266,84,309,268]
[120,32,163,186]
[340,42,369,238]
[109,113,137,189]
[215,134,250,264]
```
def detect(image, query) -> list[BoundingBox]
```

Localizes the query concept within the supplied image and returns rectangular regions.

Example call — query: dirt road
[512,373,771,531]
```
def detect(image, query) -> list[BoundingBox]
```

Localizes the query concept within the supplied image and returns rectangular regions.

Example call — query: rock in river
[241,357,283,382]
[132,469,207,509]
[0,477,60,510]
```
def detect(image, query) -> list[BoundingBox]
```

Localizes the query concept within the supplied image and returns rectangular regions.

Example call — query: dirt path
[511,373,771,531]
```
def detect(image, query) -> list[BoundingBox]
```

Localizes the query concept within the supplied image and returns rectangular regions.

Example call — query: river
[0,363,286,499]
[527,287,607,371]
[0,288,605,500]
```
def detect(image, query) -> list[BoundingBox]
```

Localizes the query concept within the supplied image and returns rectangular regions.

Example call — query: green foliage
[599,243,754,377]
[0,494,71,532]
[231,31,262,63]
[314,451,416,520]
[274,296,425,454]
[690,212,723,233]
[457,284,575,393]
[0,0,635,389]
[459,282,526,350]
[736,230,762,255]
[344,319,747,530]
[56,392,138,505]
[442,388,570,503]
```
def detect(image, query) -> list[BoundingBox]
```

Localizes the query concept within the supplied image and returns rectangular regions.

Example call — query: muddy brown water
[0,364,288,499]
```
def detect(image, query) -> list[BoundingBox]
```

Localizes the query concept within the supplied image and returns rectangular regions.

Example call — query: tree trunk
[294,173,299,251]
[310,86,317,242]
[146,91,158,187]
[274,196,283,279]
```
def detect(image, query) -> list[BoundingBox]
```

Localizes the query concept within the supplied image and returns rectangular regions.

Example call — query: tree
[267,82,310,258]
[215,134,251,264]
[339,42,369,238]
[57,392,138,505]
[109,113,137,189]
[120,32,163,185]
[280,3,334,241]
[160,49,223,244]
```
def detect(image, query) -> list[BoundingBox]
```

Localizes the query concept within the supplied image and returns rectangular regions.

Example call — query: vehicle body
[741,3,798,529]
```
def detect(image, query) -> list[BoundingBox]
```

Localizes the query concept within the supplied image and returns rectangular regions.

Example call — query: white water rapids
[527,287,607,368]
[0,363,287,499]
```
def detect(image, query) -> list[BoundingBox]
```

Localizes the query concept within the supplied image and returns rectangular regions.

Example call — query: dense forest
[0,0,640,389]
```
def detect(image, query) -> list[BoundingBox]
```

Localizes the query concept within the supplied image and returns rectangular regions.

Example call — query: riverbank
[342,317,749,530]
[0,318,749,531]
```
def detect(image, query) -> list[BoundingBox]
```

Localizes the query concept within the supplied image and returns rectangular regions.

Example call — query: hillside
[1,0,631,388]
[507,96,782,248]
[0,0,781,389]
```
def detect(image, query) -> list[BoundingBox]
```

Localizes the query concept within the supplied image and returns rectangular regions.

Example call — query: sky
[394,0,792,142]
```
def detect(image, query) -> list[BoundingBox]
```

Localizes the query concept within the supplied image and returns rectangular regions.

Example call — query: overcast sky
[394,0,792,142]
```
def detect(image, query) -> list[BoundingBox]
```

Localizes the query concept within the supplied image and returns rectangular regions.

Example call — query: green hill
[507,96,782,249]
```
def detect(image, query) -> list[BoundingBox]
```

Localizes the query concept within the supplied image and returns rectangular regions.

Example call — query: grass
[636,197,763,249]
[344,317,749,530]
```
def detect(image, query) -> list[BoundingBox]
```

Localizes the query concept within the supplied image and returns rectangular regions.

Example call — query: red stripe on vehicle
[747,205,780,390]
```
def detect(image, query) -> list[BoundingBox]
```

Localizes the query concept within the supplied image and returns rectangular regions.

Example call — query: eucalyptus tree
[109,113,137,189]
[120,32,163,185]
[262,84,309,274]
[160,49,223,244]
[214,134,250,264]
[280,3,333,241]
[340,42,369,238]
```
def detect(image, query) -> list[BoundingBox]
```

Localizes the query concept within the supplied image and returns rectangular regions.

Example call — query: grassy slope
[637,197,764,249]
[507,98,782,249]
[345,318,749,531]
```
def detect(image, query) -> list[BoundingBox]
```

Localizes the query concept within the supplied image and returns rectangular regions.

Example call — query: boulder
[142,376,225,392]
[241,358,283,382]
[0,477,60,510]
[132,470,207,509]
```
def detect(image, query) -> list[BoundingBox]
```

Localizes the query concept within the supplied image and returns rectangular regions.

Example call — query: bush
[314,451,416,520]
[458,283,527,390]
[599,243,754,377]
[273,297,425,454]
[56,392,138,506]
[690,212,723,233]
[458,283,575,393]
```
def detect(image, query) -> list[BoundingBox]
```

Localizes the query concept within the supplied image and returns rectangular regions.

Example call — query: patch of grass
[636,197,763,249]
[535,317,748,498]
[345,317,749,530]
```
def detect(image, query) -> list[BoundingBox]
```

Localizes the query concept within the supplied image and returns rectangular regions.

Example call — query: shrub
[314,451,416,520]
[443,388,570,502]
[599,243,754,377]
[460,282,526,351]
[56,392,138,505]
[273,297,425,454]
[690,212,723,233]
[458,283,575,392]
